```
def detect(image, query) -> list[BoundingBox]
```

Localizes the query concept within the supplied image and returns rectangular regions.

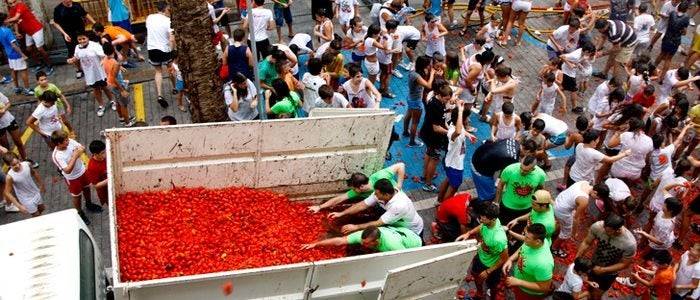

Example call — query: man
[257,49,287,91]
[592,19,637,80]
[145,1,175,109]
[456,202,508,300]
[553,181,609,257]
[108,0,132,32]
[301,225,421,252]
[495,155,546,226]
[546,18,581,59]
[502,223,554,299]
[242,0,275,60]
[50,0,95,79]
[329,178,424,237]
[6,0,54,74]
[93,23,144,64]
[506,190,556,241]
[470,138,528,202]
[576,214,637,300]
[308,162,405,213]
[432,192,471,243]
[419,84,453,192]
[272,0,294,42]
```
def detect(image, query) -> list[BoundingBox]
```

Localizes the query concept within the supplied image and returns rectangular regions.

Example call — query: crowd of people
[0,0,699,299]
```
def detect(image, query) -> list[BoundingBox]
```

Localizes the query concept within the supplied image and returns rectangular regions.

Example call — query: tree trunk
[169,0,227,123]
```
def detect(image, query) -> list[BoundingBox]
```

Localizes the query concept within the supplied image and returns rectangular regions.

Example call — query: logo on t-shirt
[513,182,534,197]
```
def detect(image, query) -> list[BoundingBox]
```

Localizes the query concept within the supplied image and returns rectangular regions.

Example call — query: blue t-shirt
[0,27,20,60]
[427,0,442,18]
[108,0,130,22]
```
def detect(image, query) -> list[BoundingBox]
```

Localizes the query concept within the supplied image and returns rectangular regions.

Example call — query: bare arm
[576,230,595,258]
[388,163,406,190]
[301,236,349,249]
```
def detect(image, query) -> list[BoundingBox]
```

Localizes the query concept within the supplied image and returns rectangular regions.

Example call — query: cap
[532,190,553,204]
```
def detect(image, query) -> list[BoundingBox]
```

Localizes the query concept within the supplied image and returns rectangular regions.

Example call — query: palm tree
[169,0,227,122]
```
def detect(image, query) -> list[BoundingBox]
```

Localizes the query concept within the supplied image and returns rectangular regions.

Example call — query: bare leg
[11,70,18,89]
[93,88,105,107]
[20,69,29,89]
[515,12,528,45]
[8,129,27,161]
[154,66,164,97]
[424,156,439,186]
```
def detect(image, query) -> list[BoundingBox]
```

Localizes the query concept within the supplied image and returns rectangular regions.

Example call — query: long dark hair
[364,24,381,40]
[232,73,249,99]
[415,55,432,78]
[270,78,291,105]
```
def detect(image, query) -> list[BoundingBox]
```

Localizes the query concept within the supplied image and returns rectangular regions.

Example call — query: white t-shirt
[650,175,687,212]
[31,104,62,136]
[556,264,584,294]
[346,26,368,57]
[207,3,219,33]
[547,25,579,53]
[289,33,313,54]
[146,13,172,52]
[376,33,394,65]
[314,93,349,108]
[445,125,467,170]
[649,213,676,250]
[314,42,331,59]
[588,81,610,113]
[335,0,358,23]
[612,132,653,177]
[74,41,107,86]
[675,251,700,296]
[659,69,678,103]
[658,1,678,32]
[51,139,86,180]
[561,48,582,77]
[250,7,273,42]
[536,113,568,136]
[395,25,421,42]
[605,178,631,202]
[0,92,15,129]
[224,80,259,121]
[650,144,675,181]
[363,37,378,56]
[554,181,590,220]
[633,13,655,43]
[363,191,424,235]
[570,144,605,182]
[302,73,326,113]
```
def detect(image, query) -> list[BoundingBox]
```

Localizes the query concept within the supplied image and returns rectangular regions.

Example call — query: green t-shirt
[499,163,547,210]
[274,0,289,7]
[513,239,554,295]
[529,206,556,239]
[477,219,508,267]
[270,92,301,117]
[258,58,278,87]
[34,84,66,110]
[446,68,459,82]
[346,226,422,252]
[345,166,398,199]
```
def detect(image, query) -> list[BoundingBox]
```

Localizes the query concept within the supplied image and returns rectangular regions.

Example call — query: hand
[506,219,518,229]
[505,276,520,287]
[587,281,599,289]
[455,232,471,241]
[21,54,28,60]
[63,34,72,42]
[66,106,73,115]
[300,243,316,250]
[592,266,605,275]
[19,206,29,214]
[308,205,321,213]
[328,212,343,220]
[120,90,129,98]
[74,145,85,156]
[341,224,359,234]
[457,100,465,109]
[633,229,645,235]
[502,260,513,275]
[478,270,490,280]
[622,149,632,156]
[223,7,232,13]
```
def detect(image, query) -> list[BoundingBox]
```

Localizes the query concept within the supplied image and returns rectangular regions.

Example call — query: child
[102,43,135,127]
[649,158,692,215]
[86,140,108,205]
[0,91,30,166]
[169,57,187,112]
[635,197,683,258]
[2,152,44,218]
[481,66,518,121]
[475,14,501,50]
[460,37,486,62]
[673,241,700,299]
[624,250,676,299]
[34,71,74,133]
[438,101,475,202]
[302,58,328,114]
[26,91,63,149]
[445,52,460,85]
[50,131,102,225]
[560,42,596,113]
[553,258,593,300]
[0,13,32,96]
[314,84,350,108]
[335,0,359,34]
[558,116,589,190]
[533,72,567,115]
[67,31,115,117]
[491,102,521,141]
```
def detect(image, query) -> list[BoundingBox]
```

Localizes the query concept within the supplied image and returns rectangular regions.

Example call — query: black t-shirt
[471,138,520,177]
[53,2,88,36]
[420,97,447,148]
[662,13,690,46]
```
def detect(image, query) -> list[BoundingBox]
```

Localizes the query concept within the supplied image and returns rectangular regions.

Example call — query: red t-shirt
[632,91,656,108]
[9,3,42,35]
[86,157,107,186]
[651,266,675,299]
[436,193,470,225]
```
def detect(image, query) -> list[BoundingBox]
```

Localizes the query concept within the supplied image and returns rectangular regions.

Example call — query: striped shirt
[605,20,637,48]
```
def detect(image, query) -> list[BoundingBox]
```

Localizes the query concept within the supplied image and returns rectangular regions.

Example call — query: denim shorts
[407,99,423,110]
[548,132,567,146]
[274,6,293,27]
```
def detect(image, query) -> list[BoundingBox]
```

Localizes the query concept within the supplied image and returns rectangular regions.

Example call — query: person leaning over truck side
[329,178,424,238]
[2,152,44,217]
[300,225,421,252]
[308,162,405,213]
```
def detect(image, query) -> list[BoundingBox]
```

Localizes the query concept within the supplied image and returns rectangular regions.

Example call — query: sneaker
[45,66,55,76]
[86,202,103,213]
[0,76,10,84]
[392,69,404,79]
[691,19,696,26]
[110,101,117,111]
[422,184,438,193]
[31,65,43,73]
[123,120,136,127]
[78,211,91,225]
[399,63,412,70]
[615,277,636,288]
[157,96,169,108]
[552,248,568,258]
[76,70,84,79]
[381,91,396,99]
[4,203,19,212]
[13,87,22,95]
[97,106,105,117]
[407,140,424,147]
[22,88,34,96]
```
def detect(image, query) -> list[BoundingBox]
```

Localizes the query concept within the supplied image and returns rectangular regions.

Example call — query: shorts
[249,39,271,60]
[0,119,20,135]
[91,80,107,88]
[555,210,573,239]
[512,0,532,12]
[498,202,530,227]
[175,79,185,91]
[470,254,503,287]
[148,49,174,66]
[407,99,423,110]
[693,34,700,53]
[588,272,617,291]
[364,59,380,76]
[112,19,133,33]
[444,166,464,189]
[661,41,680,56]
[512,287,547,299]
[426,145,444,160]
[467,0,486,10]
[273,6,293,27]
[25,29,45,48]
[546,45,560,60]
[562,74,577,92]
[351,52,365,63]
[379,62,392,75]
[548,132,566,146]
[65,173,90,196]
[405,39,419,50]
[614,45,634,64]
[459,89,476,104]
[65,35,78,58]
[8,58,27,71]
[111,86,131,107]
[471,165,496,201]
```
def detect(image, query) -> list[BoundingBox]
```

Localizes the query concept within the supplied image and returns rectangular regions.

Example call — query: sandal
[157,96,169,108]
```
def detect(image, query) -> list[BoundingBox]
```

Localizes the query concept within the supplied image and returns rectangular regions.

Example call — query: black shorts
[405,39,419,50]
[604,148,620,156]
[498,203,530,228]
[0,119,20,135]
[446,0,456,4]
[249,39,271,62]
[468,0,486,10]
[426,145,444,160]
[562,74,578,92]
[148,49,173,66]
[91,80,107,88]
[471,254,503,287]
[589,272,617,291]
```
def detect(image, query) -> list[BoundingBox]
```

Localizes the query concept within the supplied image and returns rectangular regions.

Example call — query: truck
[1,111,478,300]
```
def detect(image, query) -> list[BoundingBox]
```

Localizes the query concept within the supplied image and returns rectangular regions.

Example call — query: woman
[404,56,436,147]
[460,50,494,131]
[264,78,302,118]
[344,17,367,63]
[3,152,44,217]
[497,0,514,46]
[608,117,654,182]
[342,62,382,109]
[422,13,447,57]
[314,8,334,44]
[225,73,259,121]
[481,66,519,121]
[362,24,389,84]
[506,0,532,46]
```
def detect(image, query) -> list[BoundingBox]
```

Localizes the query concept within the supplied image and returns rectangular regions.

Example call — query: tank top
[8,161,40,203]
[540,82,558,113]
[496,113,517,140]
[343,78,375,108]
[320,19,333,43]
[490,79,514,114]
[423,23,444,53]
[347,27,368,57]
[227,44,252,80]
[459,54,483,91]
[363,37,378,56]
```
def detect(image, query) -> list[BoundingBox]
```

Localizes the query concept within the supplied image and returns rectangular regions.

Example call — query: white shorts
[459,89,476,104]
[25,29,45,48]
[364,59,380,76]
[512,0,532,12]
[20,196,43,214]
[8,58,27,71]
[554,210,573,239]
[338,15,352,27]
